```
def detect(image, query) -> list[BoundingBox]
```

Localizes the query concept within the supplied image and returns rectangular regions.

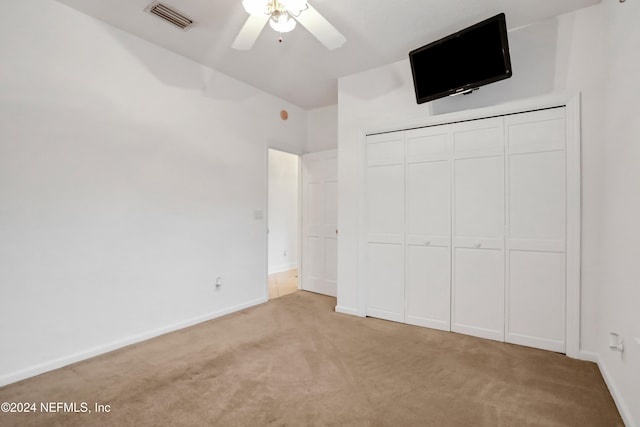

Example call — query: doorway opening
[267,148,300,299]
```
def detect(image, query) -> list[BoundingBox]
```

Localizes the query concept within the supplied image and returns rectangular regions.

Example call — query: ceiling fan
[232,0,346,50]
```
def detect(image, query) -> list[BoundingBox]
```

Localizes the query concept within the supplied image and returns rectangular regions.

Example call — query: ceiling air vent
[146,2,194,30]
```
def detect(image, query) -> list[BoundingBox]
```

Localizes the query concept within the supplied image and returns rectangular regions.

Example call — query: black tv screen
[409,13,512,104]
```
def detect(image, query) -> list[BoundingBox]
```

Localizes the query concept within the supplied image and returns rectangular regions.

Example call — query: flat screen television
[409,13,512,104]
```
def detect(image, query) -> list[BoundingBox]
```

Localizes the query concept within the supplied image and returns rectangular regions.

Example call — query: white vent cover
[146,2,193,30]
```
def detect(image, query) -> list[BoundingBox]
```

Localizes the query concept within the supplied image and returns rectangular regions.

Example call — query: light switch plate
[636,337,640,345]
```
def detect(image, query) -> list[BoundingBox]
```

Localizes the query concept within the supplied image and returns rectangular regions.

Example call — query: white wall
[336,2,639,424]
[268,149,299,274]
[596,0,640,424]
[307,104,338,152]
[0,0,307,385]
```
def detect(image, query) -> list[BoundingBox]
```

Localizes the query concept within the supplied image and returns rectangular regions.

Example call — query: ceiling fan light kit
[269,9,297,33]
[234,0,346,50]
[242,0,306,33]
[242,0,307,17]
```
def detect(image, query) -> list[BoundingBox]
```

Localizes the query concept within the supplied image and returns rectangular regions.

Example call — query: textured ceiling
[57,0,601,110]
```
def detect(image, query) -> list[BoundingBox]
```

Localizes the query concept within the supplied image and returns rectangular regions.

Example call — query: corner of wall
[591,352,637,427]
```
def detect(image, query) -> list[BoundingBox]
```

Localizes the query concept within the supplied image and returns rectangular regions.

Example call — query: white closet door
[451,117,505,342]
[505,108,567,352]
[404,127,451,330]
[365,132,405,322]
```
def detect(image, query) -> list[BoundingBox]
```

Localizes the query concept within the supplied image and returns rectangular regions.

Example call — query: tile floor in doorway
[268,269,298,299]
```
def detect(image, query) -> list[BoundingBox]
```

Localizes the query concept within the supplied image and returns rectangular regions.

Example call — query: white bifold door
[405,126,451,331]
[364,107,572,354]
[451,117,505,342]
[301,150,338,297]
[365,127,452,329]
[504,108,567,352]
[365,132,405,322]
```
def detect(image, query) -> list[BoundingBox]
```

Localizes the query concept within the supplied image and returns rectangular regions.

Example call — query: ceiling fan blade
[232,14,269,50]
[295,4,346,50]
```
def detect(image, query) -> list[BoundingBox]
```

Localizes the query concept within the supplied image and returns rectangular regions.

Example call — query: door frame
[357,92,581,358]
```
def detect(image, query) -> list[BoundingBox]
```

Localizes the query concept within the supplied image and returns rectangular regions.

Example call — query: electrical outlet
[283,250,288,257]
[215,277,222,288]
[636,337,640,345]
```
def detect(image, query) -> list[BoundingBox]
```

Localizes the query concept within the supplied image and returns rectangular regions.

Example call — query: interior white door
[301,149,338,297]
[451,117,505,342]
[505,108,567,352]
[365,132,405,322]
[404,127,451,330]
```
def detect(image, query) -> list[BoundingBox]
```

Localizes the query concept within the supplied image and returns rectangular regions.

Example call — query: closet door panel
[452,117,504,158]
[405,127,451,330]
[451,118,505,342]
[367,164,404,237]
[407,162,450,236]
[509,151,566,241]
[406,131,449,162]
[507,109,566,154]
[452,247,505,341]
[508,251,565,351]
[454,156,504,238]
[367,139,403,166]
[365,132,405,322]
[505,108,567,352]
[406,244,450,330]
[366,243,404,322]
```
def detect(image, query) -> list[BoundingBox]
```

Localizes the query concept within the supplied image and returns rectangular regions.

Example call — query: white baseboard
[335,305,363,317]
[579,350,636,427]
[268,263,297,275]
[578,349,599,363]
[0,296,268,387]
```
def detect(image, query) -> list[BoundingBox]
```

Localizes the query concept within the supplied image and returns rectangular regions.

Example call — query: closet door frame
[359,93,581,358]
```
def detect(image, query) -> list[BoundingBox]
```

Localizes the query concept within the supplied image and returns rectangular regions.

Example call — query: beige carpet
[0,291,622,426]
